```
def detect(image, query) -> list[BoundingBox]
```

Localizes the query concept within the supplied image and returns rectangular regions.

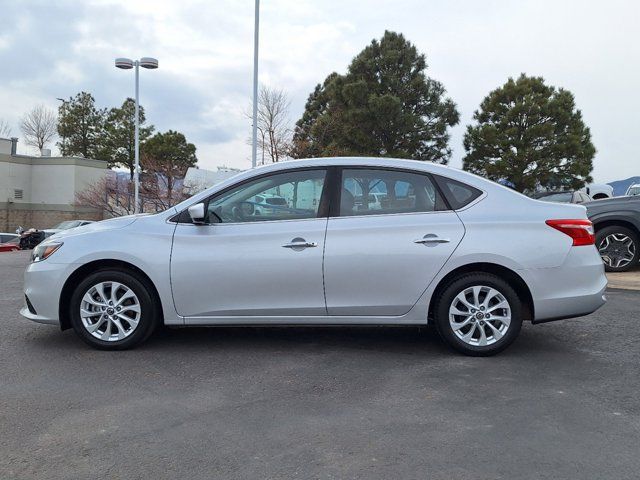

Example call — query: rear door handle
[414,234,450,244]
[282,237,317,249]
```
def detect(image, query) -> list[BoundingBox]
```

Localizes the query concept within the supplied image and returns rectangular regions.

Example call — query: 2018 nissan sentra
[21,158,607,355]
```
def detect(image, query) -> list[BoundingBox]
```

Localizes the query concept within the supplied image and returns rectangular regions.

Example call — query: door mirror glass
[188,203,206,224]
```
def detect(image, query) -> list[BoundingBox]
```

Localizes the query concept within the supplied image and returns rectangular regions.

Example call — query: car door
[323,167,465,316]
[171,168,329,319]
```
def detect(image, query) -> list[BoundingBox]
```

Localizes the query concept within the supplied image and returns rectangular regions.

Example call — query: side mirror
[188,203,206,224]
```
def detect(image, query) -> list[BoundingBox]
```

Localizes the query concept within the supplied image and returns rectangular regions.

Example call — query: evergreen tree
[142,130,197,203]
[291,31,459,163]
[103,98,154,178]
[463,74,595,192]
[57,92,106,159]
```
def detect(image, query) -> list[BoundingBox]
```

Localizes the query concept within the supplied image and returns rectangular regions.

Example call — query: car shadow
[26,321,568,360]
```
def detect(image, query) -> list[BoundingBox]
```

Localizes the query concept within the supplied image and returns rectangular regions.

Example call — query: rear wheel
[434,273,523,356]
[69,269,159,350]
[596,226,639,272]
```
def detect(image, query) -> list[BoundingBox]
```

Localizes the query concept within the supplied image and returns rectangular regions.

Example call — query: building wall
[0,152,108,231]
[0,160,32,203]
[0,205,104,231]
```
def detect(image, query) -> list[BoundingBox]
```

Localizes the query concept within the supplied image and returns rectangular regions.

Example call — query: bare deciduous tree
[140,152,191,209]
[0,118,11,137]
[248,85,292,164]
[76,172,188,218]
[20,105,57,153]
[75,176,134,218]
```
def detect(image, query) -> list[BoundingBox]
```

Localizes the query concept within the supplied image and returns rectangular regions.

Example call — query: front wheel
[596,226,639,272]
[69,269,159,350]
[434,273,523,356]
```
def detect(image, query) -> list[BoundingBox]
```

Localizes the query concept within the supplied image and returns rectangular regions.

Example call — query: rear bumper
[522,246,608,323]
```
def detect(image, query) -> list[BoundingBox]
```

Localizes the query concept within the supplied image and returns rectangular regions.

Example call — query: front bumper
[20,260,74,326]
[523,246,608,323]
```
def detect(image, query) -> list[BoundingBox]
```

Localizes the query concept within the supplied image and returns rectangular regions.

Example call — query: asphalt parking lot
[1,251,639,480]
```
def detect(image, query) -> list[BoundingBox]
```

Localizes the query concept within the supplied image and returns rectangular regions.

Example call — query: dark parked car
[534,190,592,204]
[19,230,46,250]
[586,196,640,272]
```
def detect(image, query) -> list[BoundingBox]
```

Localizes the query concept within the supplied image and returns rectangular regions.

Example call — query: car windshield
[537,192,573,203]
[53,220,80,230]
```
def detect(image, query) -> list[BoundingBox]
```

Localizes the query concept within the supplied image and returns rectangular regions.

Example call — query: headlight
[31,242,63,263]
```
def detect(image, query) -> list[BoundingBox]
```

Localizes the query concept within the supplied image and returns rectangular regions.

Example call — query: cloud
[0,0,638,181]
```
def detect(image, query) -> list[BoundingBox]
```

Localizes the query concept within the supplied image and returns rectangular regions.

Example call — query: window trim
[330,166,453,218]
[171,166,333,225]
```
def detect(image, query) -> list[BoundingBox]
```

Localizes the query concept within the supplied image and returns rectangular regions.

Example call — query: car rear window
[537,192,573,203]
[266,198,287,205]
[434,175,483,210]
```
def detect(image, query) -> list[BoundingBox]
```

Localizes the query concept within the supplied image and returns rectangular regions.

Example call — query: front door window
[206,169,327,223]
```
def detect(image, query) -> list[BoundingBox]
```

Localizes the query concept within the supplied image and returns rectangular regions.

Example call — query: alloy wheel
[599,233,635,269]
[80,281,141,341]
[449,285,511,347]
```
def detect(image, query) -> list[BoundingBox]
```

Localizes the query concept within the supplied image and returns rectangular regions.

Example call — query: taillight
[545,219,595,246]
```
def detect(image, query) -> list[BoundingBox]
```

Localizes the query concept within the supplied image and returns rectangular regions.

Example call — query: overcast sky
[1,0,638,182]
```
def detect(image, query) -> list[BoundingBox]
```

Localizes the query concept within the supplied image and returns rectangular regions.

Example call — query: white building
[0,137,108,231]
[182,166,243,194]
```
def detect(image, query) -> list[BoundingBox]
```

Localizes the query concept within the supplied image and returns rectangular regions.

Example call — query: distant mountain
[608,176,640,196]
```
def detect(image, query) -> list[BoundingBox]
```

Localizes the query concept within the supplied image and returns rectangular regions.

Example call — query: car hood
[46,215,145,240]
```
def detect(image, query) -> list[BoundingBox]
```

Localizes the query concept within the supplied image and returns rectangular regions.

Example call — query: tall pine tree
[57,92,106,159]
[463,74,595,192]
[291,31,459,163]
[102,98,154,178]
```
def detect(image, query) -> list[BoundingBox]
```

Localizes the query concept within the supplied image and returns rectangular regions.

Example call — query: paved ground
[607,265,640,290]
[1,251,639,480]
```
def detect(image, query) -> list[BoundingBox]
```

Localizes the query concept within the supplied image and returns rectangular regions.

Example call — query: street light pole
[115,57,158,214]
[251,0,260,169]
[134,60,140,214]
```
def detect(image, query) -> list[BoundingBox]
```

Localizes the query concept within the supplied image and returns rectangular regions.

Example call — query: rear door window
[433,175,483,210]
[340,169,447,216]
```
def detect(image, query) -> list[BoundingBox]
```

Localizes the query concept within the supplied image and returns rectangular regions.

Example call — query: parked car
[581,183,614,200]
[19,229,46,250]
[534,190,592,204]
[22,158,607,356]
[252,194,288,216]
[43,220,95,238]
[0,232,19,243]
[585,195,640,272]
[0,237,21,252]
[625,184,640,197]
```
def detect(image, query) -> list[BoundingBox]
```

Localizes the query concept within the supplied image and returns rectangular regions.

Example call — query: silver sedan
[21,158,607,355]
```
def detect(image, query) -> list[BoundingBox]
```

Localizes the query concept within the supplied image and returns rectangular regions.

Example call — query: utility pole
[251,0,260,168]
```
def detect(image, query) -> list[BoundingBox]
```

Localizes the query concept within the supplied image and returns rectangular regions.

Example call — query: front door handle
[282,237,318,249]
[414,234,450,244]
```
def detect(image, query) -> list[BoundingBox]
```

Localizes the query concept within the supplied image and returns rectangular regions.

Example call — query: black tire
[69,268,159,350]
[596,225,639,272]
[434,273,523,356]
